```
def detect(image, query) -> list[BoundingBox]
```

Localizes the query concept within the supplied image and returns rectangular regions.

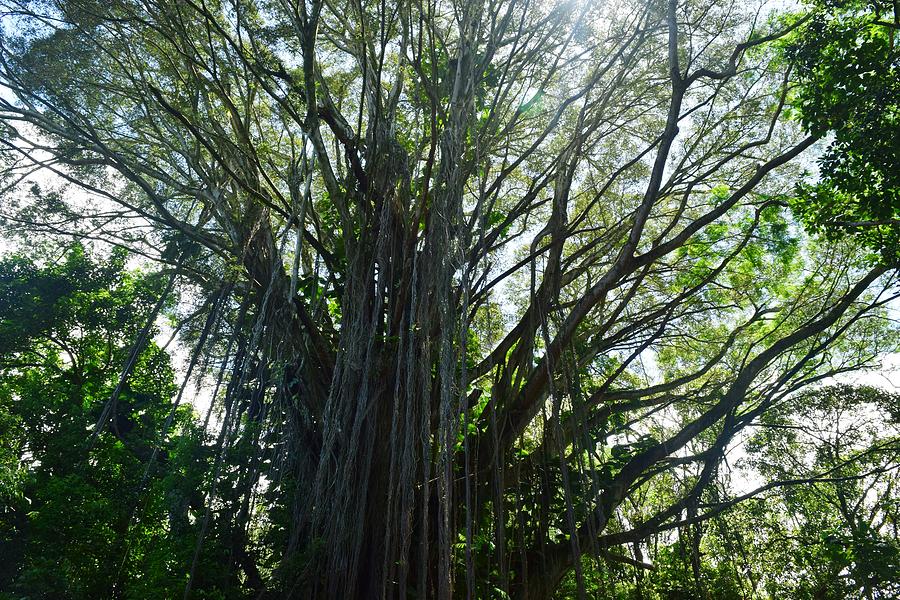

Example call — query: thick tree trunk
[517,549,573,600]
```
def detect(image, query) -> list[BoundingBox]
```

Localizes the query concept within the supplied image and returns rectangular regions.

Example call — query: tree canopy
[0,0,898,598]
[0,247,236,598]
[788,0,900,259]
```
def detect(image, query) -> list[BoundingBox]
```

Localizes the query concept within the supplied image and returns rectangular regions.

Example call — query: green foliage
[743,385,900,599]
[0,246,233,599]
[549,385,900,600]
[787,0,900,259]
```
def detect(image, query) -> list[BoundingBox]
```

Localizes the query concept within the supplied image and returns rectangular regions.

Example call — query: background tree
[0,246,235,600]
[788,0,900,258]
[563,385,900,600]
[743,385,900,599]
[0,0,897,598]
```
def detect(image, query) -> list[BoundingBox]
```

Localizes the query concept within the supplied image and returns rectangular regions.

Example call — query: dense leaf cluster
[789,0,900,259]
[0,249,236,599]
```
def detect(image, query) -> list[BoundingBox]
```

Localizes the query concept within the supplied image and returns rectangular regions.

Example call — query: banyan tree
[0,0,898,597]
